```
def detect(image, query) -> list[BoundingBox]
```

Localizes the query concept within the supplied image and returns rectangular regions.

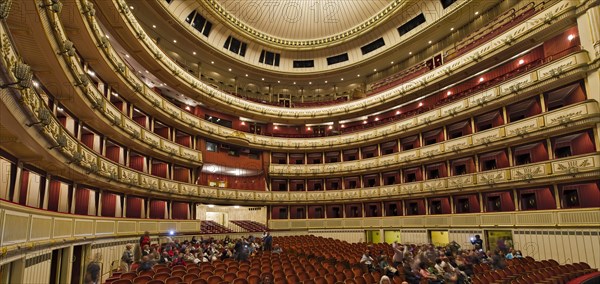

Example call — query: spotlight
[169,230,175,236]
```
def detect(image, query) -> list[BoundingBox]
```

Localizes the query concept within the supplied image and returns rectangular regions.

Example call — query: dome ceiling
[203,0,400,48]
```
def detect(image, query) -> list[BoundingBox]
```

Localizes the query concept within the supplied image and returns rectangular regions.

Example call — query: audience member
[120,244,133,272]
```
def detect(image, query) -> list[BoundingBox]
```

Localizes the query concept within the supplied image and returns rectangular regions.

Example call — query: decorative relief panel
[511,164,547,181]
[552,156,598,174]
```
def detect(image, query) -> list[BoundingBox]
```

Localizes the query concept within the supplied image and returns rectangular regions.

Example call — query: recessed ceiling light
[129,6,134,10]
[245,74,248,77]
[57,107,64,111]
[518,59,525,65]
[185,106,190,111]
[211,61,214,64]
[428,40,432,44]
[307,127,311,130]
[105,35,109,39]
[373,69,377,72]
[363,120,367,124]
[125,54,130,58]
[395,110,401,115]
[357,74,360,77]
[293,82,296,85]
[450,27,454,31]
[192,51,196,55]
[479,77,484,82]
[341,124,345,128]
[324,80,328,83]
[145,70,149,73]
[390,61,394,64]
[447,91,452,96]
[33,81,39,87]
[341,78,344,81]
[374,117,379,121]
[418,102,423,107]
[475,11,479,15]
[309,82,312,85]
[261,78,264,81]
[173,39,177,43]
[152,25,156,28]
[277,80,280,83]
[274,126,278,130]
[409,52,412,55]
[228,68,232,71]
[567,34,575,41]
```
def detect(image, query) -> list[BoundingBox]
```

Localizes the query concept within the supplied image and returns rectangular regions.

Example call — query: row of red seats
[229,220,269,232]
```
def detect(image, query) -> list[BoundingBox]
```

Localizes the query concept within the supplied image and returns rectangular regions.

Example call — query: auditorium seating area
[200,221,234,234]
[103,235,597,284]
[230,220,269,233]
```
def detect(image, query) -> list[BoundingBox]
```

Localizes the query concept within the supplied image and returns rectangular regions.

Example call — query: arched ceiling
[211,0,393,40]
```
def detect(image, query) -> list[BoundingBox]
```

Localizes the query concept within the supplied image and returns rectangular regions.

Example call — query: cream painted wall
[22,250,52,284]
[308,229,365,243]
[26,173,41,208]
[512,228,600,269]
[0,158,11,200]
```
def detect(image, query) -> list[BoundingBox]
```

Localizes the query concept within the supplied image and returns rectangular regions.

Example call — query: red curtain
[75,187,90,215]
[133,116,147,128]
[151,163,168,178]
[129,156,145,172]
[47,180,61,212]
[81,134,95,150]
[105,146,121,164]
[154,128,170,139]
[126,197,143,218]
[175,135,191,147]
[101,192,117,217]
[172,202,188,220]
[173,167,190,182]
[19,170,29,205]
[149,200,166,219]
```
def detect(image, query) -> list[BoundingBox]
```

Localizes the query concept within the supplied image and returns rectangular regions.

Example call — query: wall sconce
[39,0,63,13]
[58,40,75,56]
[0,0,13,19]
[1,62,33,89]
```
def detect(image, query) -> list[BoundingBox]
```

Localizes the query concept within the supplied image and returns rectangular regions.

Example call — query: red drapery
[151,163,168,178]
[19,170,29,205]
[81,134,95,150]
[101,192,117,217]
[175,135,191,147]
[105,146,121,164]
[47,180,61,212]
[173,168,190,183]
[172,202,188,220]
[149,200,166,219]
[129,156,145,172]
[133,116,147,127]
[75,187,90,215]
[126,197,143,218]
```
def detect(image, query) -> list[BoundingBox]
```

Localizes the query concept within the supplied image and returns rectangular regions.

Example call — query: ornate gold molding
[199,0,404,50]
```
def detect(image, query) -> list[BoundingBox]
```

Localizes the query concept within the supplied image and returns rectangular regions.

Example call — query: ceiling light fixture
[450,27,454,31]
[409,52,412,55]
[152,25,156,28]
[228,68,232,71]
[395,110,401,115]
[428,40,432,44]
[192,51,196,55]
[173,40,177,43]
[418,102,423,107]
[447,91,452,96]
[567,34,575,41]
[479,77,484,82]
[475,11,479,15]
[518,59,525,65]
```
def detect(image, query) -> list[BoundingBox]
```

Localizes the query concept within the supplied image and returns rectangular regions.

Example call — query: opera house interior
[0,0,599,283]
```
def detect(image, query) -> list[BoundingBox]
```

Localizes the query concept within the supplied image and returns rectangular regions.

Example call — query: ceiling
[210,0,394,40]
